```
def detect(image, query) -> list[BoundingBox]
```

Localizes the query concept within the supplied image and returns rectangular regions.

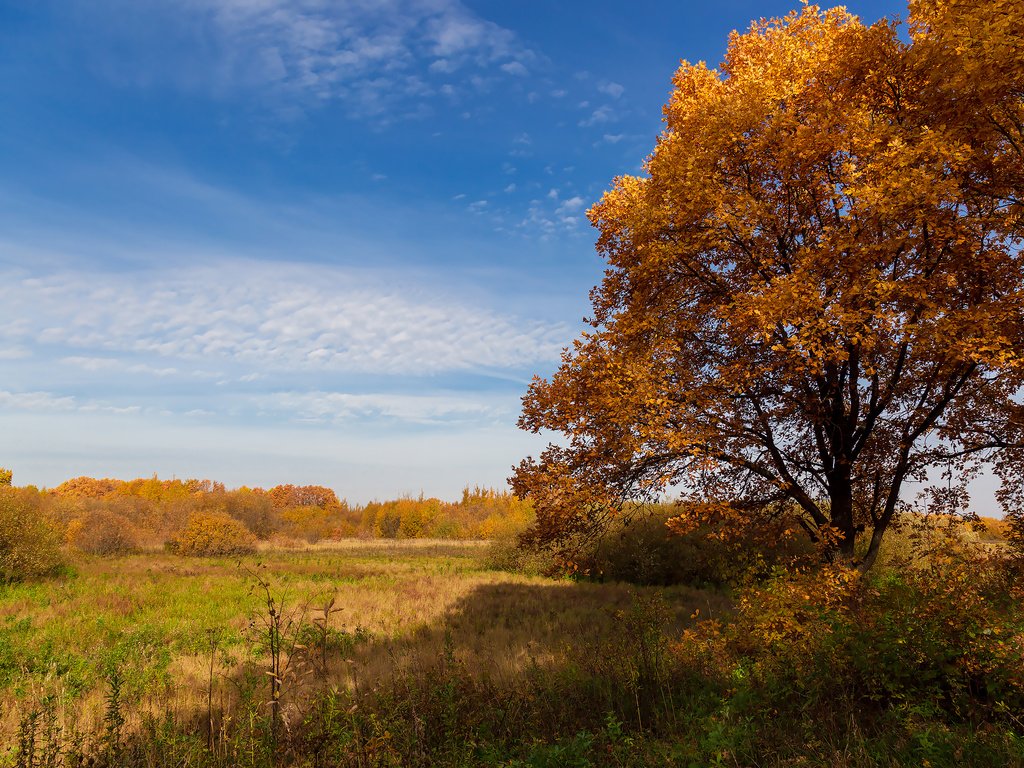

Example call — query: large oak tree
[512,2,1024,569]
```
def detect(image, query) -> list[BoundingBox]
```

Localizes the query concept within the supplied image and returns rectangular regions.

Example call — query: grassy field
[0,541,727,765]
[4,537,1022,767]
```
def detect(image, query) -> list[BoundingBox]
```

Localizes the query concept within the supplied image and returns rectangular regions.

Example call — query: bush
[220,490,276,539]
[483,533,559,576]
[166,512,257,556]
[673,545,1024,755]
[70,509,140,555]
[573,505,813,587]
[0,487,65,582]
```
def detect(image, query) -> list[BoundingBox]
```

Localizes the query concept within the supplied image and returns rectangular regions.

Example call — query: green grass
[3,541,1021,767]
[0,542,723,746]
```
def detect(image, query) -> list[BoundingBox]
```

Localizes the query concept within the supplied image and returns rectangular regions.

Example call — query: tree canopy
[512,1,1024,568]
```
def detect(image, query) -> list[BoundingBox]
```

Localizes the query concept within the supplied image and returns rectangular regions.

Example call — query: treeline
[1,469,533,562]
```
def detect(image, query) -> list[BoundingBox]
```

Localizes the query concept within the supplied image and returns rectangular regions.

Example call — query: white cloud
[256,390,504,425]
[557,196,585,213]
[500,61,528,76]
[81,0,539,121]
[0,389,140,415]
[0,390,77,412]
[598,81,625,98]
[0,261,567,376]
[579,105,616,127]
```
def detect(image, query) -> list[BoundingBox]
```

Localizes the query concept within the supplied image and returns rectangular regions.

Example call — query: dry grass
[0,540,728,745]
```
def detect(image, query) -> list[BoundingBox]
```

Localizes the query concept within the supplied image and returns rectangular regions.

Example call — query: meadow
[1,541,729,767]
[2,476,1024,767]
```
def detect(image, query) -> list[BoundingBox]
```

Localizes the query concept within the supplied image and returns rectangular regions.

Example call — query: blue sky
[0,0,909,502]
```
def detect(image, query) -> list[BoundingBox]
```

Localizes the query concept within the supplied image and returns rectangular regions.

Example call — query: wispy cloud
[78,0,539,121]
[597,81,625,98]
[579,105,616,127]
[0,390,140,415]
[0,261,567,376]
[255,390,505,425]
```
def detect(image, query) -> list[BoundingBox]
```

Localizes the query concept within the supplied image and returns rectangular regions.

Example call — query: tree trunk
[829,474,857,560]
[858,524,887,573]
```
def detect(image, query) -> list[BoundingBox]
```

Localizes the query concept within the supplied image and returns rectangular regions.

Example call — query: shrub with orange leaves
[674,544,1024,729]
[166,511,257,557]
[70,508,141,555]
[0,486,65,582]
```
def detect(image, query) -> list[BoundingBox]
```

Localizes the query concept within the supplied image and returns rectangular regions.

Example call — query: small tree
[513,3,1024,569]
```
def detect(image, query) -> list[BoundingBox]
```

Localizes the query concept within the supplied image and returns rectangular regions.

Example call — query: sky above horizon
[1,0,910,503]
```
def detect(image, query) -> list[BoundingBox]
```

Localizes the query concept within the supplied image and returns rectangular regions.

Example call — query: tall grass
[2,537,1022,766]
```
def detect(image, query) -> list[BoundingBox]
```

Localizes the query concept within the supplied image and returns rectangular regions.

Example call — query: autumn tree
[266,484,342,510]
[513,2,1024,569]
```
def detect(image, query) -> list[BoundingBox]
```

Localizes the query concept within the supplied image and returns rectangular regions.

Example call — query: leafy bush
[69,509,140,555]
[571,505,813,587]
[0,487,65,582]
[219,490,276,539]
[674,544,1024,755]
[166,511,257,556]
[484,533,559,576]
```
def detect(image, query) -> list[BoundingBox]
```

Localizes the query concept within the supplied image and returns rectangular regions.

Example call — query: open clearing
[0,541,725,741]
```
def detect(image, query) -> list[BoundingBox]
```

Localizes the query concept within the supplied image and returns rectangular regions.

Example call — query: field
[4,535,1024,767]
[0,541,727,766]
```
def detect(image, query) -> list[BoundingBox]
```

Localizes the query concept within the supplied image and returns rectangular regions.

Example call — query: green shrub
[577,506,813,587]
[166,511,257,556]
[0,487,65,582]
[484,534,559,576]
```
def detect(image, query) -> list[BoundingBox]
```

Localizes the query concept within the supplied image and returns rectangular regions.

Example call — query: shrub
[166,512,257,556]
[575,505,812,587]
[483,533,559,577]
[673,544,1024,747]
[220,490,276,539]
[70,509,140,555]
[0,487,65,582]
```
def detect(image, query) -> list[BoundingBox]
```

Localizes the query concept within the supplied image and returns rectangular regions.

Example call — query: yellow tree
[512,3,1024,568]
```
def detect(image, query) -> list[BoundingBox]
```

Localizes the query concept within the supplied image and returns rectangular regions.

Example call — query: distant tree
[0,468,12,487]
[513,3,1024,569]
[52,476,122,499]
[267,484,342,509]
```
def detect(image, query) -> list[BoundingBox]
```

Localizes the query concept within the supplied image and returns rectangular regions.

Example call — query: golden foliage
[166,511,257,557]
[514,3,1024,567]
[69,508,141,555]
[0,487,65,582]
